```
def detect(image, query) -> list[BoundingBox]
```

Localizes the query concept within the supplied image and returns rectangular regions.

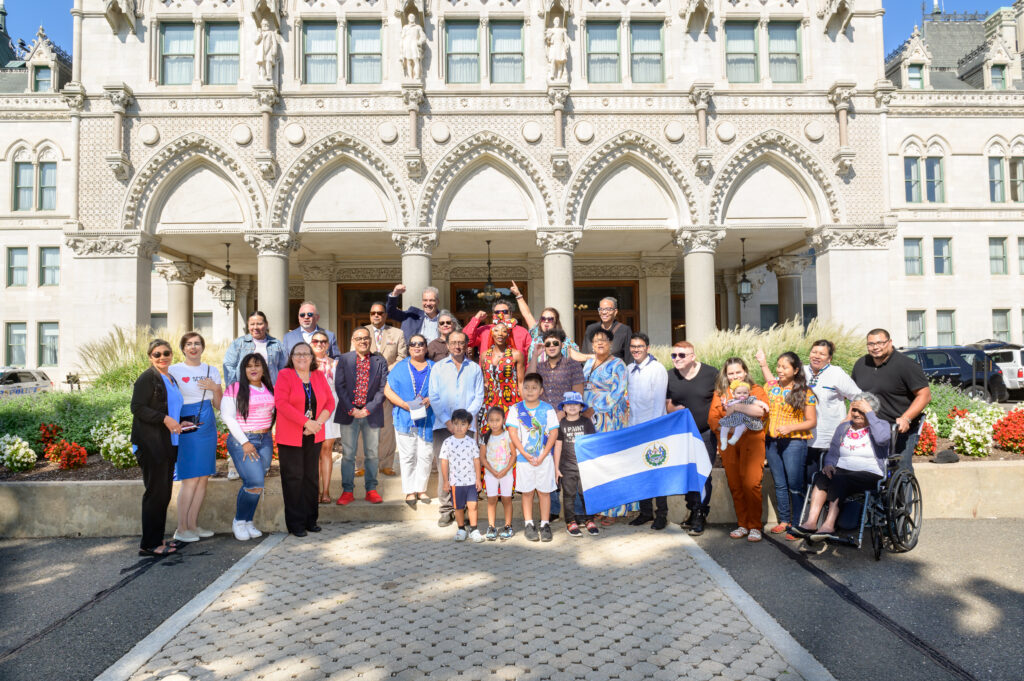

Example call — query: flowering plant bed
[0,453,282,481]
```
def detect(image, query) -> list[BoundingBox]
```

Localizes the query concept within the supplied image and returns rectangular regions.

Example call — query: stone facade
[1,0,1023,380]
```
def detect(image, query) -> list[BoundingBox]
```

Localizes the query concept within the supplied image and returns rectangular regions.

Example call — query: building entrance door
[572,282,638,346]
[336,284,396,346]
[449,282,527,330]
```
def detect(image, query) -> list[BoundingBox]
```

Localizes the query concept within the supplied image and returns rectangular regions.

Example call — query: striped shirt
[221,383,275,444]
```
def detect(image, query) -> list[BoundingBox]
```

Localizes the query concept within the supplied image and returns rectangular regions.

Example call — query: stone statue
[400,13,427,81]
[254,18,283,81]
[545,16,569,81]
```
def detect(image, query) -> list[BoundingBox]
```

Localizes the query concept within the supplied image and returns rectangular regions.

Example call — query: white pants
[396,431,433,495]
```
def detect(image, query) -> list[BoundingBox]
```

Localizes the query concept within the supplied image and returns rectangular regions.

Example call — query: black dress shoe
[292,530,308,537]
[628,515,654,526]
[687,512,705,536]
[681,510,695,528]
[549,514,560,523]
[308,525,322,533]
[651,517,668,531]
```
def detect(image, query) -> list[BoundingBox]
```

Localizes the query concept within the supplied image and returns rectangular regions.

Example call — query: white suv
[0,368,54,398]
[984,346,1024,392]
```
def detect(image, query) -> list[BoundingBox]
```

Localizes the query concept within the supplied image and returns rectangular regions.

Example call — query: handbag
[180,366,211,434]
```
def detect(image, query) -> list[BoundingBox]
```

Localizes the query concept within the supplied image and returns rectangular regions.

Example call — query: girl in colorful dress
[582,328,632,525]
[480,406,516,541]
[312,330,342,503]
[763,352,818,539]
[477,321,525,436]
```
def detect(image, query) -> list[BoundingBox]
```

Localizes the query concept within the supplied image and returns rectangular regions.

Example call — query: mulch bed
[0,455,282,482]
[914,436,1023,463]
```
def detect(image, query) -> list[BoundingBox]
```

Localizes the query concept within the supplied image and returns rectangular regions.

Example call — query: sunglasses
[311,339,328,345]
[409,341,426,347]
[438,320,454,326]
[540,316,557,323]
[369,310,384,316]
[544,341,561,348]
[298,312,316,318]
[671,352,692,359]
[151,350,172,358]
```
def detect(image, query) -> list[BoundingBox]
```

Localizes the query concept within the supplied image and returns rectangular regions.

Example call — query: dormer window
[908,64,924,89]
[33,66,52,92]
[991,64,1006,90]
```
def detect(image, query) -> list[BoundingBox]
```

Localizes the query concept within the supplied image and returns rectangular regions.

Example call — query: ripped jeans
[226,432,274,521]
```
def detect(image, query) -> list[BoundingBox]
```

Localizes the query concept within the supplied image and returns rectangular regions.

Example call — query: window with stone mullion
[5,323,26,366]
[349,22,382,84]
[447,21,480,84]
[13,162,33,211]
[989,157,1005,202]
[767,22,800,83]
[587,22,620,83]
[630,23,662,83]
[205,23,239,85]
[304,22,338,84]
[160,23,195,85]
[725,22,757,83]
[490,22,523,84]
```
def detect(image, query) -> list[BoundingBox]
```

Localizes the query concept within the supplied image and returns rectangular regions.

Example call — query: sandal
[768,523,789,534]
[138,543,177,557]
[729,527,749,539]
[417,494,432,504]
[599,516,616,527]
[319,495,332,504]
[747,529,763,542]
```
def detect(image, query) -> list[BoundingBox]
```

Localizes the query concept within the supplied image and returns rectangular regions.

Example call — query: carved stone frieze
[641,258,678,278]
[245,232,301,256]
[155,261,206,285]
[565,131,698,226]
[64,232,159,259]
[573,263,640,279]
[299,262,336,280]
[448,265,530,280]
[710,129,841,224]
[418,131,555,228]
[807,227,897,252]
[536,229,582,255]
[675,228,725,255]
[289,282,305,298]
[335,266,403,282]
[766,255,812,278]
[392,231,437,255]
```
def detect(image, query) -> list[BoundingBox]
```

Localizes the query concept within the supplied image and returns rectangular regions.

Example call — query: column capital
[205,276,232,296]
[808,226,897,253]
[252,83,279,112]
[766,254,812,278]
[155,260,206,285]
[537,228,582,255]
[103,83,134,113]
[392,230,437,256]
[688,82,714,111]
[828,80,857,112]
[64,231,160,259]
[245,232,300,257]
[547,86,570,111]
[402,84,425,111]
[675,228,725,255]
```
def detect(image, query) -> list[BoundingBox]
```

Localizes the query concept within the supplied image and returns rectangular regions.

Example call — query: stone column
[155,261,206,334]
[299,262,336,334]
[767,255,812,324]
[811,226,896,332]
[689,82,714,178]
[392,231,437,308]
[102,84,133,180]
[245,233,300,339]
[537,228,582,342]
[234,275,253,330]
[675,228,725,344]
[641,258,678,346]
[724,270,741,329]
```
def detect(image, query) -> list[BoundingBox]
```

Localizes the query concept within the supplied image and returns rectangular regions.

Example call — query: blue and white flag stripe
[575,410,711,512]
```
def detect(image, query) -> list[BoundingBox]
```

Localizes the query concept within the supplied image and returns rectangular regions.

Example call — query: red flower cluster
[45,440,88,469]
[947,407,969,420]
[39,423,62,450]
[915,421,937,456]
[992,409,1024,454]
[216,432,229,459]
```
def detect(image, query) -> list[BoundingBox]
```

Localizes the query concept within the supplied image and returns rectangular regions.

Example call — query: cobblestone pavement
[127,523,810,681]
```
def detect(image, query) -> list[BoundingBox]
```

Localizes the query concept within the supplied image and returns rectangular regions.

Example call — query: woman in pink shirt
[221,353,276,541]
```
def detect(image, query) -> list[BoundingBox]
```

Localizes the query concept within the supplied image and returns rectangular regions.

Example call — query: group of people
[129,281,930,557]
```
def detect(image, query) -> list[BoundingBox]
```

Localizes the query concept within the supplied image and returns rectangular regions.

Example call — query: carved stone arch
[563,131,697,227]
[985,135,1010,158]
[1010,136,1024,157]
[710,130,842,225]
[418,131,555,229]
[2,140,31,162]
[924,135,950,158]
[271,132,412,231]
[122,133,266,232]
[901,135,925,157]
[31,139,68,161]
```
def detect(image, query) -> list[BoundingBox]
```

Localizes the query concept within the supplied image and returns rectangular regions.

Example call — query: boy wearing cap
[555,391,598,537]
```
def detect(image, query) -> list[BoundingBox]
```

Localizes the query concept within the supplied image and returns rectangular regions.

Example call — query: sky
[0,0,1008,63]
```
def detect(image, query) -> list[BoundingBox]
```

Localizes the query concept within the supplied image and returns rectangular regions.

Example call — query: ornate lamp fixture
[738,237,753,304]
[477,240,501,305]
[218,242,236,310]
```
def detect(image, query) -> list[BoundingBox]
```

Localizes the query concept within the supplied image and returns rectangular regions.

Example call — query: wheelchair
[797,424,923,561]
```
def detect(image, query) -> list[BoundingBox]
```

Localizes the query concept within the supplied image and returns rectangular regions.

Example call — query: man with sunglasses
[354,302,407,475]
[284,301,340,359]
[581,297,632,361]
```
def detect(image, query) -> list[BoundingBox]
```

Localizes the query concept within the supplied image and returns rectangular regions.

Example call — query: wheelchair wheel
[870,520,883,561]
[885,469,922,552]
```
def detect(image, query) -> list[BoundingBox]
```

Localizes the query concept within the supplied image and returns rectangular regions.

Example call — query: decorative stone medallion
[574,121,595,143]
[139,124,160,146]
[804,121,826,142]
[715,122,736,143]
[664,121,685,143]
[378,122,399,144]
[430,122,451,144]
[522,122,542,144]
[231,124,253,146]
[284,124,306,145]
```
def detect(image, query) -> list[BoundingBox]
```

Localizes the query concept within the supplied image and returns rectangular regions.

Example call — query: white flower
[0,434,38,472]
[91,420,137,469]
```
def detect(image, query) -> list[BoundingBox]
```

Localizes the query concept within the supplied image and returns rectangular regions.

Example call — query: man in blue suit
[283,301,340,359]
[386,283,442,344]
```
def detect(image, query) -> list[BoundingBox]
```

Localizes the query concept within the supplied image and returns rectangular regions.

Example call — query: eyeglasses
[311,340,328,345]
[151,350,172,358]
[630,345,647,350]
[293,352,312,358]
[369,310,384,316]
[540,316,556,323]
[671,352,692,359]
[183,342,203,348]
[544,341,561,348]
[866,340,890,348]
[438,320,454,326]
[409,341,426,347]
[353,336,371,343]
[298,312,316,318]
[448,340,466,346]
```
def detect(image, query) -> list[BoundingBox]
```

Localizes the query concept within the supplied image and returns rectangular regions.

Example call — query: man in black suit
[334,327,389,505]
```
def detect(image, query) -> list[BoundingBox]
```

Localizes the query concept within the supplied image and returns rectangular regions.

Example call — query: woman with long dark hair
[221,353,276,541]
[763,352,817,538]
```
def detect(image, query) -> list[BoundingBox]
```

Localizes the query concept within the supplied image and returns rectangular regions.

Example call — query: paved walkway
[114,523,828,681]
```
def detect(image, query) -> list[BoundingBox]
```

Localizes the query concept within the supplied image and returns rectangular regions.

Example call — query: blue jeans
[340,419,380,493]
[226,432,274,522]
[765,437,808,525]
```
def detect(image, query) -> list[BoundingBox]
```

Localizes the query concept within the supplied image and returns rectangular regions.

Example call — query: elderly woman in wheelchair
[790,392,890,541]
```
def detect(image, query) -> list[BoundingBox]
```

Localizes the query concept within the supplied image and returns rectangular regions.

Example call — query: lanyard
[408,361,428,398]
[302,381,314,419]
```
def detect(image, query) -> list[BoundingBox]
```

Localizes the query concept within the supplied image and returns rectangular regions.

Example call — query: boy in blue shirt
[506,373,560,542]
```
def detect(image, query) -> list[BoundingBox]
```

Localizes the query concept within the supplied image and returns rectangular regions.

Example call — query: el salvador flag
[575,410,711,512]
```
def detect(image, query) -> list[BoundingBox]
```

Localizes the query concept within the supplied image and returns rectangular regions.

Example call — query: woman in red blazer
[275,342,336,536]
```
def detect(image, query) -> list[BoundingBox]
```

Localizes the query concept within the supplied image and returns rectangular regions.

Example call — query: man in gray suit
[352,301,407,475]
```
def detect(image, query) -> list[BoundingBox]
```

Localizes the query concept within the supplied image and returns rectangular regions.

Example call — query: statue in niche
[254,18,283,81]
[400,13,427,81]
[545,16,569,81]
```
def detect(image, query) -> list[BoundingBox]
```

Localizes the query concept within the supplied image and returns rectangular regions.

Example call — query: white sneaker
[195,527,214,538]
[232,520,250,541]
[245,521,262,539]
[227,469,239,480]
[174,529,199,543]
[454,528,468,542]
[469,529,485,543]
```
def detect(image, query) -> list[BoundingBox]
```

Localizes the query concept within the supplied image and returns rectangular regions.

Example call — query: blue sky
[2,0,1005,61]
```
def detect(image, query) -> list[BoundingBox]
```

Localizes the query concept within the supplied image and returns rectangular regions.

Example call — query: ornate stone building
[1,0,1023,379]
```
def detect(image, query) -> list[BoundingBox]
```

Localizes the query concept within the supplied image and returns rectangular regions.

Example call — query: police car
[0,368,54,399]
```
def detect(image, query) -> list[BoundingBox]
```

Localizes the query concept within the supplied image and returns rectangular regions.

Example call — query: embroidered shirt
[352,353,371,410]
[765,380,818,439]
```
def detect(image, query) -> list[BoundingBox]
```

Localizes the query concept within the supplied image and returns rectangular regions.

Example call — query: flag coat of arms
[575,410,711,512]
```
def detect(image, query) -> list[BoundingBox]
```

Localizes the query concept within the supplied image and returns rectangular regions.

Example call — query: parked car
[969,341,1024,392]
[902,346,1009,403]
[0,368,54,399]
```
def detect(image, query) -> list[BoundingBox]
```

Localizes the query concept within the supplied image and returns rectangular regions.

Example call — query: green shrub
[91,404,137,469]
[651,319,864,384]
[924,381,995,439]
[0,388,131,456]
